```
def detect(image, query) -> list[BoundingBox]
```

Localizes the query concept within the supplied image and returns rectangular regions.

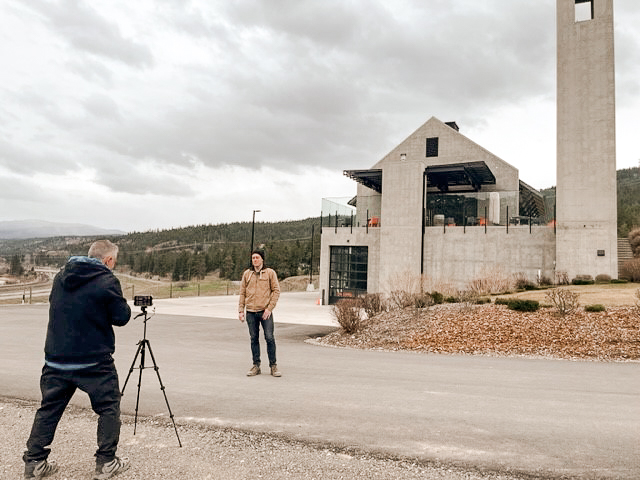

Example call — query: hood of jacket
[59,256,110,291]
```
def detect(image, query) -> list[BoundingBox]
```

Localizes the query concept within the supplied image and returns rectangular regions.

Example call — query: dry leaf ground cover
[317,303,640,362]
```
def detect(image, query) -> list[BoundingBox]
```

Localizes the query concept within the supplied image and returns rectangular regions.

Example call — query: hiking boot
[93,457,130,480]
[24,459,58,479]
[270,365,282,377]
[246,365,261,376]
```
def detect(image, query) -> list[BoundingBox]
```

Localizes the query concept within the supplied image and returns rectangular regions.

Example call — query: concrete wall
[319,227,380,304]
[424,226,557,287]
[556,0,618,279]
[379,159,425,287]
[320,225,556,298]
[354,185,381,227]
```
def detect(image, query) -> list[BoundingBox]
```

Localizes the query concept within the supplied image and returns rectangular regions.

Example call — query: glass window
[426,137,439,157]
[329,246,368,304]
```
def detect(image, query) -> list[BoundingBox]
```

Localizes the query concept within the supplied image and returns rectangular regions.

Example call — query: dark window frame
[328,246,368,304]
[426,137,439,157]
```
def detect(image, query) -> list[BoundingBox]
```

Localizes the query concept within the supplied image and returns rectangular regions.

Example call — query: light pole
[250,209,261,255]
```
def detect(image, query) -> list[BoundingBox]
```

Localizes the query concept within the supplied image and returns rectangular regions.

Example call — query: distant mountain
[0,220,126,239]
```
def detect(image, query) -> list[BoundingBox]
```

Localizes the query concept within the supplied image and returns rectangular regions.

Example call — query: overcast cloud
[1,0,639,232]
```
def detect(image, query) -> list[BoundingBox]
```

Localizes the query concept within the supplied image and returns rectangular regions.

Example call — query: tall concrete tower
[556,0,617,280]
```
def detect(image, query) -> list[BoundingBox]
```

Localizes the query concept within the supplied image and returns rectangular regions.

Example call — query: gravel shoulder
[2,397,533,480]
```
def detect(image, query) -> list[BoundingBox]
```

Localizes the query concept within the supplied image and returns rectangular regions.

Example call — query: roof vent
[445,121,459,132]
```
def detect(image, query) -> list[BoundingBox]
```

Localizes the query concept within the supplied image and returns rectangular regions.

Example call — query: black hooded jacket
[45,257,131,364]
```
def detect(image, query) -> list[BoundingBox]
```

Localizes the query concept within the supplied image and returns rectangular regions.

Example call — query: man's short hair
[88,240,119,261]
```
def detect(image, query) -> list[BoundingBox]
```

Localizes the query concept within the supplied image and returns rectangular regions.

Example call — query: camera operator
[23,240,132,480]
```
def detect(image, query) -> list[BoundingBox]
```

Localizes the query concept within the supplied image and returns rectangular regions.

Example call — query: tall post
[250,209,261,256]
[309,224,315,285]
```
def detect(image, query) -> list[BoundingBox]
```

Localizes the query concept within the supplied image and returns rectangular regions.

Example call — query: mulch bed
[318,304,640,361]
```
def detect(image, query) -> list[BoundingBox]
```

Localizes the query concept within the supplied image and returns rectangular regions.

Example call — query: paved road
[1,296,638,479]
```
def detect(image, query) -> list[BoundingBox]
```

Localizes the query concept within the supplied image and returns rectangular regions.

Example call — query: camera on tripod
[134,295,153,307]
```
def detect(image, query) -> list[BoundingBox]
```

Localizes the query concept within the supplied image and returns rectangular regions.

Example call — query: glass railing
[425,191,550,227]
[321,197,357,228]
[321,192,554,230]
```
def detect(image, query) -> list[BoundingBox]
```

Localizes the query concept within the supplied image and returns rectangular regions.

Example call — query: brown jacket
[238,267,280,313]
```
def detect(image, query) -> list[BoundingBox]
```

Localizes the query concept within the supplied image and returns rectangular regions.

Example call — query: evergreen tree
[10,254,24,276]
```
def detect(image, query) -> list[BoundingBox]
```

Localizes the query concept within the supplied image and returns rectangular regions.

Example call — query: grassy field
[116,274,240,301]
[2,273,639,307]
[501,282,640,306]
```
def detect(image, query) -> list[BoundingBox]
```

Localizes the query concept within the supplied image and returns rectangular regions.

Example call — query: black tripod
[121,306,182,447]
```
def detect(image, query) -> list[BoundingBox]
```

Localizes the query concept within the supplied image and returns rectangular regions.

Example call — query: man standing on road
[23,240,132,480]
[238,249,281,377]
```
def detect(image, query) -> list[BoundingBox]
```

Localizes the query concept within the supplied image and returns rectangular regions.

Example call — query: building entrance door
[328,246,368,304]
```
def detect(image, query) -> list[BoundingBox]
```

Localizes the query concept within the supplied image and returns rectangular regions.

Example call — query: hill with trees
[2,166,639,281]
[617,166,640,237]
[0,217,323,282]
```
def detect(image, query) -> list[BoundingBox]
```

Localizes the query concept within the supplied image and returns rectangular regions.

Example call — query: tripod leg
[132,340,147,435]
[145,341,182,447]
[121,340,144,395]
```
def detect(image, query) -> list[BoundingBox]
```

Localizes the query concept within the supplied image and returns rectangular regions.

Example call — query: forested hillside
[539,166,640,237]
[1,218,323,282]
[2,166,639,281]
[617,166,640,237]
[117,218,321,281]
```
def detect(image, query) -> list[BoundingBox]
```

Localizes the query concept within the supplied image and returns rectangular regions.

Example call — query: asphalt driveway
[1,295,638,479]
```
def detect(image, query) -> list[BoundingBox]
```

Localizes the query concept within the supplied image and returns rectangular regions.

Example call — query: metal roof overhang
[519,180,545,217]
[426,161,496,192]
[344,169,383,193]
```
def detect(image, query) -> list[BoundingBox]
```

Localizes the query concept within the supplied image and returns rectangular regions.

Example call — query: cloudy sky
[1,0,639,233]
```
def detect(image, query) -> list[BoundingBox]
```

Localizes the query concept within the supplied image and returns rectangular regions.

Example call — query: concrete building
[319,0,618,303]
[319,118,552,303]
[556,0,618,280]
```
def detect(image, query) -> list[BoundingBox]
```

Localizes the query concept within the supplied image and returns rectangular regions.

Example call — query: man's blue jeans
[24,360,122,465]
[246,311,277,367]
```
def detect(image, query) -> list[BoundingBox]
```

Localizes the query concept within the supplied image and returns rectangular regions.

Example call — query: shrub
[620,258,640,282]
[506,299,540,312]
[430,291,444,304]
[629,227,640,257]
[513,272,531,290]
[571,275,594,285]
[457,290,479,311]
[546,288,580,317]
[634,288,640,319]
[538,275,554,287]
[360,293,386,318]
[585,304,606,312]
[388,290,416,310]
[331,298,363,334]
[594,274,611,284]
[555,271,570,285]
[413,293,434,309]
[611,278,628,284]
[495,297,510,305]
[514,273,538,290]
[444,295,458,303]
[468,269,515,296]
[475,297,491,304]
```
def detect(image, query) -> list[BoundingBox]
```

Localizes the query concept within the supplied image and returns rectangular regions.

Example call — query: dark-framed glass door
[328,246,368,304]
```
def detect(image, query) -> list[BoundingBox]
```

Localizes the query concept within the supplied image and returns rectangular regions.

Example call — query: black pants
[24,360,122,465]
